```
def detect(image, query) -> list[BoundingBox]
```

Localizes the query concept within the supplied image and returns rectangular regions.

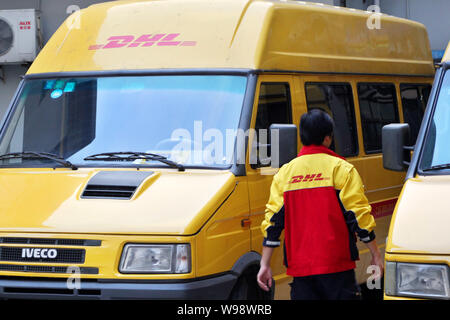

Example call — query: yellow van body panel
[386,176,450,255]
[0,168,252,280]
[383,42,449,300]
[0,168,236,235]
[27,0,434,76]
[196,176,252,277]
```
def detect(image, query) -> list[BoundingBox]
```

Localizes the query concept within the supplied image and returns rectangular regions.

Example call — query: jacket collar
[298,145,346,160]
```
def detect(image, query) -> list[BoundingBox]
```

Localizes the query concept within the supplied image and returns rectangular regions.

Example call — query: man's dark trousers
[289,269,361,300]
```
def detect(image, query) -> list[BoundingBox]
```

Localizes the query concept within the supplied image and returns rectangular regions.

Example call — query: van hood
[387,175,450,255]
[0,168,237,235]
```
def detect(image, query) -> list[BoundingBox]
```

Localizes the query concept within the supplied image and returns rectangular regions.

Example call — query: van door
[246,75,295,279]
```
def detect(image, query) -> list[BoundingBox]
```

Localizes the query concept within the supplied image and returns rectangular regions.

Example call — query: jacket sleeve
[261,170,286,248]
[336,164,376,243]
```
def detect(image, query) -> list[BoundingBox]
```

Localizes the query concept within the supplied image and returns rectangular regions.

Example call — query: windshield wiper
[84,152,185,171]
[0,152,78,170]
[423,163,450,171]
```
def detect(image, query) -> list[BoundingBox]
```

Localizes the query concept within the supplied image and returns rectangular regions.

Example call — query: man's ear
[322,135,333,147]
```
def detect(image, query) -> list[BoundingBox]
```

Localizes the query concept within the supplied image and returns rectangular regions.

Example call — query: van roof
[27,0,434,76]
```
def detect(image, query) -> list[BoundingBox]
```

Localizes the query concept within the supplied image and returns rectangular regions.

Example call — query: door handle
[241,218,251,228]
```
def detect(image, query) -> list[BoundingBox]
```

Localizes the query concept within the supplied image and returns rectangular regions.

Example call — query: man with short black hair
[257,109,383,300]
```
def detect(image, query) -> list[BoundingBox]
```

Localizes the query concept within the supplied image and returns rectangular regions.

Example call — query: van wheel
[229,268,271,300]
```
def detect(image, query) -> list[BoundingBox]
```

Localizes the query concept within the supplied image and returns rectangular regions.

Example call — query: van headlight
[385,262,450,299]
[119,244,191,274]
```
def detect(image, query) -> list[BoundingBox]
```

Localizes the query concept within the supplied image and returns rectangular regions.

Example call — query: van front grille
[0,237,101,247]
[0,247,85,264]
[3,287,101,296]
[0,264,98,274]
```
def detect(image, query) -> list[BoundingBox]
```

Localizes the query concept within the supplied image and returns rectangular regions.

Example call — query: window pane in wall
[305,83,358,157]
[400,84,432,145]
[254,83,292,167]
[358,83,399,153]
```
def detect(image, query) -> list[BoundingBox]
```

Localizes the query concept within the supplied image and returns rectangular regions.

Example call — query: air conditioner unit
[0,9,40,64]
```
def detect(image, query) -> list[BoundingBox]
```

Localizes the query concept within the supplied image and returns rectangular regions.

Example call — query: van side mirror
[269,124,298,169]
[382,123,412,171]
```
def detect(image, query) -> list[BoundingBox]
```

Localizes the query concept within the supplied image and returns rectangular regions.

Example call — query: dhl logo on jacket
[289,173,330,184]
[261,145,376,277]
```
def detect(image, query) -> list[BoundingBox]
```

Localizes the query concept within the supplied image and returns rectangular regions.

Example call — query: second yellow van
[382,42,450,300]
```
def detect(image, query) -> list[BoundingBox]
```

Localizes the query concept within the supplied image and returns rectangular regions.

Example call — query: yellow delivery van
[382,43,450,300]
[0,0,434,299]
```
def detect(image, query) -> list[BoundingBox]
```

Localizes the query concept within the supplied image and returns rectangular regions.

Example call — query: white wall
[303,0,335,5]
[380,0,450,52]
[344,0,373,10]
[0,0,114,118]
[346,0,449,52]
[0,65,28,122]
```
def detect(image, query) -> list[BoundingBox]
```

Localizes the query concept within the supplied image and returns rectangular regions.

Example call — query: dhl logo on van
[290,173,330,184]
[88,33,197,50]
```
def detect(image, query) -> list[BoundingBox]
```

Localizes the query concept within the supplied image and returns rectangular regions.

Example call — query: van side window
[305,83,358,157]
[253,83,292,167]
[400,84,432,145]
[357,83,399,153]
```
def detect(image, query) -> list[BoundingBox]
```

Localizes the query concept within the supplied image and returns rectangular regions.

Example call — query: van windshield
[420,70,450,171]
[0,75,247,169]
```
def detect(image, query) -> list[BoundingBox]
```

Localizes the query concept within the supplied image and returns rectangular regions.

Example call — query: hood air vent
[81,171,153,200]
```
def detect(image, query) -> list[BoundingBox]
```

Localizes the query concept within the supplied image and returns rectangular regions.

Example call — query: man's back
[262,145,375,277]
[257,109,383,299]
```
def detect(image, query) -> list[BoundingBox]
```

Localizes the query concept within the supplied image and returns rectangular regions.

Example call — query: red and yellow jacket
[261,145,376,277]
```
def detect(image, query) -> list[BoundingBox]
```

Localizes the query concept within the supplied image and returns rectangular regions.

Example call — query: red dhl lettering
[290,173,329,184]
[89,33,197,50]
[19,21,32,30]
[371,199,397,219]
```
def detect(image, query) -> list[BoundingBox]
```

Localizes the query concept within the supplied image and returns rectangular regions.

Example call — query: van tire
[228,267,271,300]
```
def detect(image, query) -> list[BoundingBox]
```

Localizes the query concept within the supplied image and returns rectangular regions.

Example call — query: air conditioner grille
[0,19,13,56]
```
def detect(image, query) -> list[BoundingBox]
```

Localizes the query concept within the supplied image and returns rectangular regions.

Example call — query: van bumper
[0,273,238,300]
